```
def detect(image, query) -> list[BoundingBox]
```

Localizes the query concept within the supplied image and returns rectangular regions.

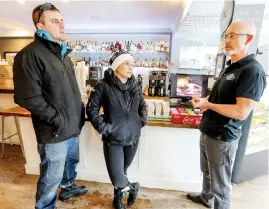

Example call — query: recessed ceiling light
[90,16,100,21]
[18,0,25,4]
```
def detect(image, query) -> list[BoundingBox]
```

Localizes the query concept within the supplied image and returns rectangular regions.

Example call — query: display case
[246,76,269,155]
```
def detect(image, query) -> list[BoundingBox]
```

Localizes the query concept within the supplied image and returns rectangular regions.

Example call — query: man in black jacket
[13,3,88,209]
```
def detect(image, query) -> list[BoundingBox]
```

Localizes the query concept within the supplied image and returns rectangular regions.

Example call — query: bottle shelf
[71,50,169,54]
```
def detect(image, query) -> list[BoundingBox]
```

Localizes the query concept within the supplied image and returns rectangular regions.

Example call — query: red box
[171,108,202,126]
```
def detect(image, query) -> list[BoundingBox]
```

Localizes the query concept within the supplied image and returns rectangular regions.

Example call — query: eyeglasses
[37,3,57,23]
[224,33,250,40]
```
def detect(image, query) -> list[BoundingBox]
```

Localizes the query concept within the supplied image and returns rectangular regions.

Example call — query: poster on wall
[4,52,17,65]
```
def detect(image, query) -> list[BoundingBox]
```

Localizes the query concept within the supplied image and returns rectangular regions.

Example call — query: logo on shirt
[226,74,235,81]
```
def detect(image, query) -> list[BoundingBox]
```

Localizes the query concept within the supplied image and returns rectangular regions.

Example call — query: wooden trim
[0,89,14,94]
[144,95,169,100]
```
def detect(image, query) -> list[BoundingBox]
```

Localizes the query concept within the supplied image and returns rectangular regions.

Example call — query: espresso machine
[137,74,143,90]
[157,71,168,97]
[148,71,158,96]
[86,66,103,87]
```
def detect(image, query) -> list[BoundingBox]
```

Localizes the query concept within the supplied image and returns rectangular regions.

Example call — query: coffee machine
[137,74,143,91]
[157,71,168,97]
[148,71,158,96]
[86,66,103,87]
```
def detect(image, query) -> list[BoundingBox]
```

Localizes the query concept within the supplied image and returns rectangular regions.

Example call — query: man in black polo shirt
[187,21,267,209]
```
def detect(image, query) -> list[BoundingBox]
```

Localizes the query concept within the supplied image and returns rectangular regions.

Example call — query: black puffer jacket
[13,34,85,144]
[87,69,147,145]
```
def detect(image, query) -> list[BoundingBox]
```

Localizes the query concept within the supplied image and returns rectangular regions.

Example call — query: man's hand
[192,96,210,112]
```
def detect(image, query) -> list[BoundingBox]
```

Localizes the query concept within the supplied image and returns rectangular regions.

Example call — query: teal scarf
[36,29,67,60]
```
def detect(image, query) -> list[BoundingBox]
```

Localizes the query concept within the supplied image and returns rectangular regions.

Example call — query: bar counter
[0,105,202,192]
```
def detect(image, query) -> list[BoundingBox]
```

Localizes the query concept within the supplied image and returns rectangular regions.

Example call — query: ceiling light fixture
[18,0,25,4]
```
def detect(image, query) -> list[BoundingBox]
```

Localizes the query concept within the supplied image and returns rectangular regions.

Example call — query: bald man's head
[224,21,256,56]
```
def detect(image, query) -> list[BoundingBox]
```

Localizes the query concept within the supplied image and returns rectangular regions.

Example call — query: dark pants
[200,133,239,209]
[103,142,139,188]
[35,137,79,209]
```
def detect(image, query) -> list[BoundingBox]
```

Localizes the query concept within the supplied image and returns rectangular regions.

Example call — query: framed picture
[3,52,18,65]
[214,53,226,79]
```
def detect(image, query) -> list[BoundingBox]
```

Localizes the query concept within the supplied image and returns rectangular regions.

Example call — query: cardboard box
[171,108,202,126]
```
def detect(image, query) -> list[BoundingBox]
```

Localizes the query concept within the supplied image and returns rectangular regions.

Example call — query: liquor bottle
[148,59,152,68]
[126,41,131,51]
[115,41,121,50]
[110,42,114,51]
[124,41,127,51]
[131,42,136,51]
[140,41,144,50]
[106,42,110,51]
[144,58,148,67]
[137,41,142,50]
[145,42,149,51]
[121,40,125,51]
[136,59,140,67]
[154,41,159,52]
[75,41,79,51]
[159,58,163,68]
[165,58,169,69]
[140,58,145,67]
[164,42,169,53]
[98,57,102,66]
[150,42,154,51]
[151,59,155,68]
[160,42,164,52]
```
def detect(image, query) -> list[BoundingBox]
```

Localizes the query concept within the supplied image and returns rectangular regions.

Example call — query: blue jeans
[35,137,79,209]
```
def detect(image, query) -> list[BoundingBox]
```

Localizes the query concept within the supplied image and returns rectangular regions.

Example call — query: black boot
[186,193,212,208]
[127,182,140,207]
[59,184,88,201]
[113,187,127,209]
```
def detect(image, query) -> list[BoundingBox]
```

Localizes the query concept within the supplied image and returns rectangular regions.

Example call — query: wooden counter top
[0,106,198,129]
[146,120,198,129]
[0,89,14,94]
[0,106,30,117]
[144,95,169,100]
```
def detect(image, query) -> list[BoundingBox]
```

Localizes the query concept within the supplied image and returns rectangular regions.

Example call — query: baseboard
[25,164,202,192]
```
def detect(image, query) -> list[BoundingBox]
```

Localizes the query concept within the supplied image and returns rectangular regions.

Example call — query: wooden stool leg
[1,116,5,159]
[14,116,26,160]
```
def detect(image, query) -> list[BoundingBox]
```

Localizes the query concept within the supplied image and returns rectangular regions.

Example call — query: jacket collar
[34,33,72,60]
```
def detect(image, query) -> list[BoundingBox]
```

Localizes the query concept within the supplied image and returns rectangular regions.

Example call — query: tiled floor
[0,145,268,209]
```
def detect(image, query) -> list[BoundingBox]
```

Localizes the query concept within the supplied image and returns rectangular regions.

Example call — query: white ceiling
[0,0,267,48]
[0,0,187,36]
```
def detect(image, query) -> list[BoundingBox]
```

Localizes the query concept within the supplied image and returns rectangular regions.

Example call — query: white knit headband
[111,54,134,71]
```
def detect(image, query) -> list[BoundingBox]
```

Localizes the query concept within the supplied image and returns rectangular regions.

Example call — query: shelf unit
[144,96,169,100]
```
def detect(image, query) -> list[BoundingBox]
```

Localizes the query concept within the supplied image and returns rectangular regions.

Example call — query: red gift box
[171,108,202,126]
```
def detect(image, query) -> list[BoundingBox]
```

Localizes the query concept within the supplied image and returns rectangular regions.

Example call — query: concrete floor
[0,145,268,209]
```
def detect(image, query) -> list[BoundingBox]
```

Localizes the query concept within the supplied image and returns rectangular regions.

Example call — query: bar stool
[0,106,26,159]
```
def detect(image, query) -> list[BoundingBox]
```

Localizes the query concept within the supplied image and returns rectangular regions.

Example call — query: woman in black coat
[87,50,147,209]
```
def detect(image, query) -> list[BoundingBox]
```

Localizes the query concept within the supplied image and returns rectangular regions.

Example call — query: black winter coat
[13,34,85,144]
[86,69,147,145]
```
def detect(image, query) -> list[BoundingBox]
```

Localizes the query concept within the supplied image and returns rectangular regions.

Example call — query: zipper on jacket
[127,88,138,111]
[111,87,124,109]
